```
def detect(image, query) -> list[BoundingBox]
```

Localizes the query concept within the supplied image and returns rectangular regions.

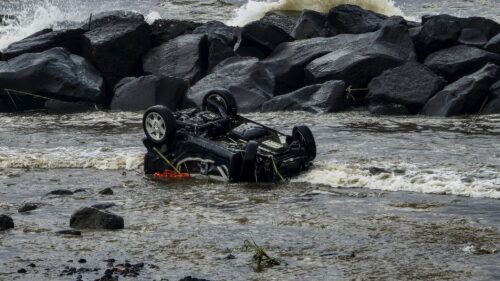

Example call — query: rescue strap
[152,147,190,179]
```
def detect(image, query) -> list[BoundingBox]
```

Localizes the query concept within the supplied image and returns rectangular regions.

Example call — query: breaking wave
[227,0,404,26]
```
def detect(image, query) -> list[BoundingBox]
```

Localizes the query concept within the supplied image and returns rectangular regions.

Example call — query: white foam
[227,0,404,26]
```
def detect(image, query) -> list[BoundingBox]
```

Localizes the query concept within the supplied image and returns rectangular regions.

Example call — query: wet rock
[482,81,500,114]
[186,57,274,112]
[421,63,500,116]
[424,45,500,82]
[44,100,98,114]
[368,103,410,116]
[367,62,446,113]
[305,17,416,88]
[70,207,124,230]
[422,14,500,40]
[73,188,87,193]
[18,203,39,213]
[0,214,14,231]
[91,203,117,210]
[235,20,293,59]
[47,189,74,196]
[260,11,300,35]
[99,188,114,195]
[193,21,239,46]
[143,34,208,85]
[17,268,27,274]
[111,75,188,111]
[261,80,346,113]
[206,36,236,71]
[326,4,387,36]
[1,28,85,60]
[0,48,105,112]
[28,263,36,268]
[78,259,87,264]
[485,34,500,54]
[179,277,211,281]
[458,28,488,47]
[291,10,328,40]
[150,19,201,46]
[56,230,82,236]
[413,15,462,60]
[82,11,151,90]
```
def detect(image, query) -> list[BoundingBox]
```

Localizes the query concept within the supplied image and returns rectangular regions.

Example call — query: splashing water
[227,0,404,26]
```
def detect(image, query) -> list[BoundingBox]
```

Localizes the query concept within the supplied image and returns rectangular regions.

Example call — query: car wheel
[240,141,258,181]
[202,90,238,116]
[143,105,177,146]
[292,125,316,161]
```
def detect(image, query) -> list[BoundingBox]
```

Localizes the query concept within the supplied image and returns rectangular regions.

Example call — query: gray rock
[261,80,346,113]
[186,57,274,112]
[485,34,500,54]
[18,203,39,213]
[0,214,14,230]
[326,4,387,36]
[424,45,500,82]
[235,20,293,59]
[421,63,500,116]
[81,11,151,90]
[482,81,500,114]
[367,62,446,113]
[291,10,328,40]
[111,75,188,111]
[413,15,462,60]
[458,28,488,47]
[70,207,124,230]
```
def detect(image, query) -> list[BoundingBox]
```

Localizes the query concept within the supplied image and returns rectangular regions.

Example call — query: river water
[1,0,500,280]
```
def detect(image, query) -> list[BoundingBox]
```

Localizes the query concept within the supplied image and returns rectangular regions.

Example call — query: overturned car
[142,91,316,182]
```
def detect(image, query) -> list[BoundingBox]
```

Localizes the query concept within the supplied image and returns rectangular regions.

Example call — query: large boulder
[421,63,500,116]
[111,75,187,111]
[261,80,346,113]
[260,11,300,35]
[326,4,387,36]
[367,62,446,113]
[424,45,500,82]
[150,19,201,46]
[305,17,416,88]
[70,207,124,230]
[485,34,500,54]
[458,28,488,48]
[0,214,14,230]
[1,28,84,60]
[207,36,236,71]
[192,21,239,46]
[413,15,462,60]
[0,47,105,112]
[482,81,500,114]
[291,10,328,40]
[81,11,151,91]
[186,57,274,112]
[422,15,500,40]
[235,20,293,59]
[143,34,208,85]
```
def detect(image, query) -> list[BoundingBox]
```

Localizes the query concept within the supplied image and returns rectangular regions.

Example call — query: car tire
[202,90,238,116]
[143,105,177,146]
[292,125,316,161]
[240,141,258,181]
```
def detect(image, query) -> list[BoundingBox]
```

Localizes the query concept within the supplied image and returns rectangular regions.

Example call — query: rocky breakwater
[0,5,499,116]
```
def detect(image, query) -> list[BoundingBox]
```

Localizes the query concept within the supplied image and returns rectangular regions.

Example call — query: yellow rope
[152,147,182,174]
[270,157,285,182]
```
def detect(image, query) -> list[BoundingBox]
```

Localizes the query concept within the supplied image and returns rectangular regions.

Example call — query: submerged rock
[47,189,74,196]
[367,62,446,113]
[70,207,124,230]
[0,214,14,230]
[18,203,39,213]
[56,230,82,236]
[421,63,500,116]
[99,188,114,195]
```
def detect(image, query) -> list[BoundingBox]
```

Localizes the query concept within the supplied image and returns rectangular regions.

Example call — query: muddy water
[0,111,499,280]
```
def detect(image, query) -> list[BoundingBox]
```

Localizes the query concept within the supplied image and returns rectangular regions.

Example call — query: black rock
[111,75,187,111]
[421,63,500,116]
[192,21,239,46]
[326,4,387,36]
[424,45,500,82]
[367,62,446,113]
[413,15,462,60]
[81,11,151,91]
[99,188,114,195]
[150,19,201,46]
[0,214,14,230]
[482,81,500,114]
[485,34,500,54]
[458,28,488,47]
[47,189,74,196]
[73,189,87,193]
[207,36,236,71]
[17,268,27,274]
[422,14,500,40]
[235,20,293,59]
[78,259,87,264]
[143,34,208,85]
[0,48,105,112]
[70,207,124,230]
[18,203,39,213]
[305,17,416,88]
[260,11,300,35]
[91,203,117,210]
[44,100,98,114]
[261,80,346,113]
[291,10,328,40]
[2,28,85,60]
[368,103,410,116]
[28,263,36,268]
[186,57,274,112]
[56,230,82,236]
[179,277,211,281]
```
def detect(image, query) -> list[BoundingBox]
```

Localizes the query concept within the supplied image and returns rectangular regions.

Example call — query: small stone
[225,254,236,260]
[99,188,114,195]
[47,189,74,196]
[28,263,36,268]
[0,214,14,231]
[57,230,82,236]
[18,203,39,213]
[17,268,27,273]
[78,259,87,264]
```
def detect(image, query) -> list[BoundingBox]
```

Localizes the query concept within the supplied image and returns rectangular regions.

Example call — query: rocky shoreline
[0,5,499,116]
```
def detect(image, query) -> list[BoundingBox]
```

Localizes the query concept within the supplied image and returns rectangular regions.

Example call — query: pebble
[18,203,39,213]
[99,188,114,195]
[17,268,27,273]
[47,189,74,196]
